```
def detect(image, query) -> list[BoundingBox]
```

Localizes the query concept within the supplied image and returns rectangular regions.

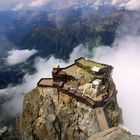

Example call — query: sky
[0,0,140,11]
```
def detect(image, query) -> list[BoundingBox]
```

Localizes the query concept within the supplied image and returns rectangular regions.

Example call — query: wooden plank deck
[95,107,109,131]
[38,78,53,87]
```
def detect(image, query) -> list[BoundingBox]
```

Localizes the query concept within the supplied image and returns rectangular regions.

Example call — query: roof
[75,57,112,69]
[38,57,113,88]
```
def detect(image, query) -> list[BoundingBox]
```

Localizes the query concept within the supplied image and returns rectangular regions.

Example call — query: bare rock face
[18,87,100,140]
[17,58,138,140]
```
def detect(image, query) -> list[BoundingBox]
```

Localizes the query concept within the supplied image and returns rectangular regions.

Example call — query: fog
[92,35,140,135]
[6,49,37,65]
[0,44,86,123]
[112,0,140,10]
[90,14,140,134]
[1,34,140,135]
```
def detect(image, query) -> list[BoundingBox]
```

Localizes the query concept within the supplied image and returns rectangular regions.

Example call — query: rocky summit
[17,57,139,140]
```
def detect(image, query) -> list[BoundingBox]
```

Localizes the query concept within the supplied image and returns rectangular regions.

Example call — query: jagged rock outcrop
[17,58,138,140]
[18,87,100,140]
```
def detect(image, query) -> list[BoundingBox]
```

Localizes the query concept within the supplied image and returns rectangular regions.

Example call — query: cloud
[13,2,26,10]
[30,0,49,7]
[91,35,140,135]
[0,0,140,11]
[2,34,140,135]
[88,13,140,134]
[1,30,140,136]
[111,0,140,10]
[1,32,140,136]
[0,44,87,125]
[124,0,140,10]
[12,0,50,10]
[6,49,37,65]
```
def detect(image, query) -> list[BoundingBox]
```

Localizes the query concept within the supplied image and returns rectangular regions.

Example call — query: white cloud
[90,14,140,134]
[2,33,140,135]
[6,49,37,65]
[2,31,140,136]
[0,44,86,121]
[111,0,125,5]
[0,0,140,11]
[93,0,101,10]
[30,0,47,7]
[91,35,140,135]
[15,44,87,92]
[13,2,26,10]
[111,0,140,10]
[124,0,140,10]
[1,33,140,136]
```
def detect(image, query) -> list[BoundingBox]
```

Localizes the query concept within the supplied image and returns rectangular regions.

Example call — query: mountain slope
[21,11,123,59]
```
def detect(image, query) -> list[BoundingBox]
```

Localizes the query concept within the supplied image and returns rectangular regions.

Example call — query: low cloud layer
[112,0,140,10]
[92,35,140,135]
[1,34,140,135]
[6,49,37,65]
[90,14,140,134]
[0,0,140,11]
[0,44,86,123]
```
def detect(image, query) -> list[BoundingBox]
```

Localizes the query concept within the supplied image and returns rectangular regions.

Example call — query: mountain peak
[17,57,124,140]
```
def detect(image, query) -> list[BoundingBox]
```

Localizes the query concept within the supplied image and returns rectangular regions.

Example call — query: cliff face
[19,87,99,140]
[17,58,138,140]
[18,86,118,140]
